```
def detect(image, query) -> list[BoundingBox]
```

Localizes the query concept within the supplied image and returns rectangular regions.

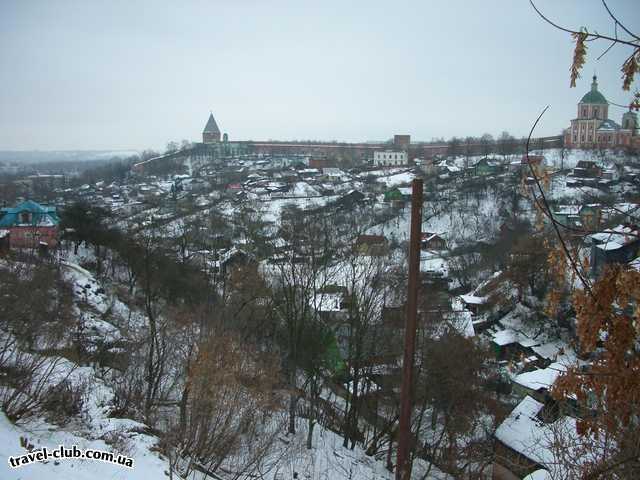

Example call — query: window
[594,107,599,118]
[19,212,30,224]
[583,108,587,117]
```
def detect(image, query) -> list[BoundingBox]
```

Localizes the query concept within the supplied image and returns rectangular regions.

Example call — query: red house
[0,200,60,249]
[421,232,446,251]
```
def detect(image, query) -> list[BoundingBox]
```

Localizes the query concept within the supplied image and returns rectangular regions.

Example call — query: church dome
[580,75,607,104]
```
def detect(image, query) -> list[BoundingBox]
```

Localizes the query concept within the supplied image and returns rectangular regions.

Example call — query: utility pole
[396,178,423,480]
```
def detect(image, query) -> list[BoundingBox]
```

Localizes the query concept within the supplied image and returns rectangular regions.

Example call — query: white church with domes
[564,75,638,150]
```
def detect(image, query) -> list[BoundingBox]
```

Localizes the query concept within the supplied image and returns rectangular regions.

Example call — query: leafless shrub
[0,350,75,424]
[41,378,89,424]
[110,344,147,419]
[0,259,74,350]
[102,426,134,457]
[163,329,285,480]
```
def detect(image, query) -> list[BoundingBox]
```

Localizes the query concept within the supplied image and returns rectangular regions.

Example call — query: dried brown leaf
[621,49,639,91]
[570,31,588,88]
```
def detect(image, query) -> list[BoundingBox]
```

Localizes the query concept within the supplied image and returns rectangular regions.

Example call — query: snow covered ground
[0,402,451,480]
[260,421,451,480]
[0,410,166,480]
[0,327,166,480]
[376,171,416,188]
[366,193,501,247]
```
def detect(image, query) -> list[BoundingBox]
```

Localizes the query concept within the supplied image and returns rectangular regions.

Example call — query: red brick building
[564,76,639,149]
[0,200,60,249]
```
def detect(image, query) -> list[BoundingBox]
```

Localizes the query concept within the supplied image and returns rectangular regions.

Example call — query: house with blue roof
[0,200,60,248]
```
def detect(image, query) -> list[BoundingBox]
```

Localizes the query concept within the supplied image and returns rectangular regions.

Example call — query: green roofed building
[564,75,639,149]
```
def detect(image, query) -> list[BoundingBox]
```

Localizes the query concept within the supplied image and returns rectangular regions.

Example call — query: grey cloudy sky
[0,0,638,151]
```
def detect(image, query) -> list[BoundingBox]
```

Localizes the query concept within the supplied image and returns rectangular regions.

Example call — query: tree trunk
[144,296,157,420]
[288,391,297,434]
[178,348,193,435]
[95,244,102,275]
[306,417,314,449]
[386,434,394,472]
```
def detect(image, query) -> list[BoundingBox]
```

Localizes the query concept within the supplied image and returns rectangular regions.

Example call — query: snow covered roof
[448,298,475,337]
[291,182,321,197]
[493,329,539,347]
[312,292,345,312]
[491,304,545,348]
[524,469,552,480]
[496,396,546,457]
[513,362,567,392]
[460,294,486,305]
[495,395,600,476]
[420,254,448,276]
[590,224,639,251]
[421,232,445,242]
[553,205,581,216]
[531,340,565,360]
[376,171,416,188]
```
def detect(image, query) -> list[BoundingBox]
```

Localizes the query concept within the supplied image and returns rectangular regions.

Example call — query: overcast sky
[0,0,638,151]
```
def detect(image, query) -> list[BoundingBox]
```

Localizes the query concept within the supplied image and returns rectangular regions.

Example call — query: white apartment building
[374,150,407,167]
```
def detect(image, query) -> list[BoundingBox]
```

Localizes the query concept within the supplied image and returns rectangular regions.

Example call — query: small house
[354,235,388,256]
[335,190,365,210]
[578,204,601,230]
[459,293,488,316]
[572,160,602,179]
[421,232,446,251]
[0,200,59,249]
[493,397,554,480]
[511,362,566,403]
[589,224,640,275]
[473,157,502,176]
[384,187,403,202]
[552,205,581,228]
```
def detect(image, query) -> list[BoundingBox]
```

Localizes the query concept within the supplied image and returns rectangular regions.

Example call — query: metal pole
[396,178,423,480]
